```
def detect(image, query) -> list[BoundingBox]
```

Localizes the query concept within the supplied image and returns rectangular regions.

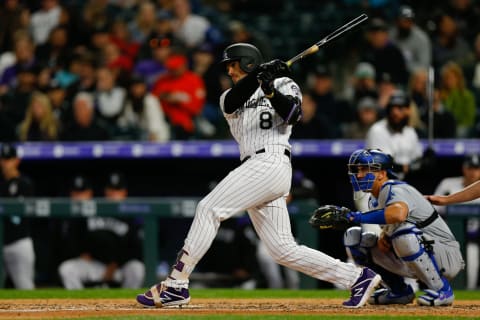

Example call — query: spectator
[0,0,30,52]
[18,91,59,141]
[29,0,62,46]
[361,17,409,87]
[439,61,476,137]
[101,41,133,85]
[35,25,72,73]
[127,1,157,44]
[1,64,40,128]
[409,68,457,138]
[431,13,474,72]
[343,96,379,139]
[0,143,35,289]
[350,62,378,105]
[389,5,432,74]
[133,35,172,89]
[120,75,171,142]
[366,89,423,179]
[58,172,145,289]
[291,91,336,139]
[0,31,37,94]
[170,0,211,49]
[151,54,206,139]
[431,153,480,289]
[45,80,69,122]
[308,64,351,136]
[444,0,480,44]
[135,11,174,61]
[192,43,226,138]
[60,92,110,141]
[65,52,97,99]
[227,20,273,61]
[94,67,132,139]
[109,19,140,61]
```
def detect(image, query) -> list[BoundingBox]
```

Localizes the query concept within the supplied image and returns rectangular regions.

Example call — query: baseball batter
[137,43,381,308]
[343,149,464,306]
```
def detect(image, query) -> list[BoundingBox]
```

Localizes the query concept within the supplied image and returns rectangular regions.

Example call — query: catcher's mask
[348,149,397,193]
[220,43,263,73]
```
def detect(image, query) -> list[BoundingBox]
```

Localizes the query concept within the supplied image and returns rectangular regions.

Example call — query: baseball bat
[286,14,369,67]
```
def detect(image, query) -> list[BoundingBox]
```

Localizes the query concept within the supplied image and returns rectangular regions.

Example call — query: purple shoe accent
[343,267,382,308]
[136,282,190,308]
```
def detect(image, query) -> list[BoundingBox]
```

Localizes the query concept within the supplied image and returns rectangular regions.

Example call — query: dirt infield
[0,298,480,319]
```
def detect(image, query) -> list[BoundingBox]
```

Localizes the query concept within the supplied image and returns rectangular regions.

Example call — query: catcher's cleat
[417,281,454,306]
[136,280,190,308]
[343,267,381,308]
[368,285,415,305]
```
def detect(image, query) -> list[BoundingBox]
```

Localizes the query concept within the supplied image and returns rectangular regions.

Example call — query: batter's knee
[263,239,299,265]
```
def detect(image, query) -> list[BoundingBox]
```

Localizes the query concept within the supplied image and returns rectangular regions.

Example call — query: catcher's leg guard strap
[391,225,443,291]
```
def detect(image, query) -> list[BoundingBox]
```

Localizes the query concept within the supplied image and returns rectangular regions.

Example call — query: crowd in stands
[0,0,479,143]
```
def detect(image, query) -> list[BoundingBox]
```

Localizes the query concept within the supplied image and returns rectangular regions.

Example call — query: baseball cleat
[136,280,190,308]
[368,285,415,305]
[343,267,381,308]
[417,284,454,306]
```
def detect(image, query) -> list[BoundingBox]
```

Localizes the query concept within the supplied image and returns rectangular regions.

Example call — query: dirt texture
[0,298,480,319]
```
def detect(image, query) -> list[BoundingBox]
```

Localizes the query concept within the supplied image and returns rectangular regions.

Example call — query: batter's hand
[257,70,275,96]
[259,59,290,77]
[377,234,391,253]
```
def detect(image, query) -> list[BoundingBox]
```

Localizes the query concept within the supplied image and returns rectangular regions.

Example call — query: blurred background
[0,0,479,290]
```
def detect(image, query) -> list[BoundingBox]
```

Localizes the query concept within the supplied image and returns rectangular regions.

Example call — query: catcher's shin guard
[390,224,444,291]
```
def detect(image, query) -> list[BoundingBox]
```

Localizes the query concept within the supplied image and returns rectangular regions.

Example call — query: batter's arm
[268,91,302,125]
[426,180,480,205]
[223,72,259,114]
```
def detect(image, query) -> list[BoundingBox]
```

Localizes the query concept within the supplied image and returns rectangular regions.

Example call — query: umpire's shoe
[136,279,190,308]
[368,285,415,305]
[343,267,382,308]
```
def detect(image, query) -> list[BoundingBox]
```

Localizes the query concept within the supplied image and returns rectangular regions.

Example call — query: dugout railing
[0,197,319,289]
[0,199,475,289]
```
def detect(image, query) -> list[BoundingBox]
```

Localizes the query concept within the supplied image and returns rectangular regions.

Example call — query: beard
[397,27,411,39]
[388,116,409,132]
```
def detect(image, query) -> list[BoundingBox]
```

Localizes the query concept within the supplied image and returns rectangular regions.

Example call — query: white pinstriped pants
[183,152,361,288]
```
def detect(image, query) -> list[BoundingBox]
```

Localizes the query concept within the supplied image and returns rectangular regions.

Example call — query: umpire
[0,143,35,289]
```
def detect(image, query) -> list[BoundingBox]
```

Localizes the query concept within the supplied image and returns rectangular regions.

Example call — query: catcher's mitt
[309,205,352,230]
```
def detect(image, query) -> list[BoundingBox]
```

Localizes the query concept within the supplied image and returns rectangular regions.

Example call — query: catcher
[310,149,464,306]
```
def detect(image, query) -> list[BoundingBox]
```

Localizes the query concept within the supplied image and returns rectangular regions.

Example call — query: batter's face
[226,61,247,84]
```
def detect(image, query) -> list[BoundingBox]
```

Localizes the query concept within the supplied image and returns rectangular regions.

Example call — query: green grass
[1,288,480,300]
[2,289,480,320]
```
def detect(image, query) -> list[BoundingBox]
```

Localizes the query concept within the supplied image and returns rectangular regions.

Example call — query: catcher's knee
[390,224,423,260]
[344,226,377,266]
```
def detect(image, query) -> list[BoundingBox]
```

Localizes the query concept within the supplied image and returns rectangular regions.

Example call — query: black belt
[241,148,291,164]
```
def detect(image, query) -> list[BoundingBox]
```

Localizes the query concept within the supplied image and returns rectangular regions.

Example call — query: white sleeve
[145,94,170,142]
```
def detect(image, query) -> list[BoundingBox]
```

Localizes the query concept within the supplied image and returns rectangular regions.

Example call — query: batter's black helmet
[221,43,263,73]
[387,90,410,109]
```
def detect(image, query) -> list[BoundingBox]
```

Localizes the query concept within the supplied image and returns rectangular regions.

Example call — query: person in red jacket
[151,54,205,139]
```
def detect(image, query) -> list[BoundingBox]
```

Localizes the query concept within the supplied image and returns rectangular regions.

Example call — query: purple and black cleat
[343,267,382,308]
[136,280,190,308]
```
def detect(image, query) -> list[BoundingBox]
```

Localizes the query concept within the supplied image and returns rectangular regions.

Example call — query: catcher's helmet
[221,43,263,73]
[348,149,397,192]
